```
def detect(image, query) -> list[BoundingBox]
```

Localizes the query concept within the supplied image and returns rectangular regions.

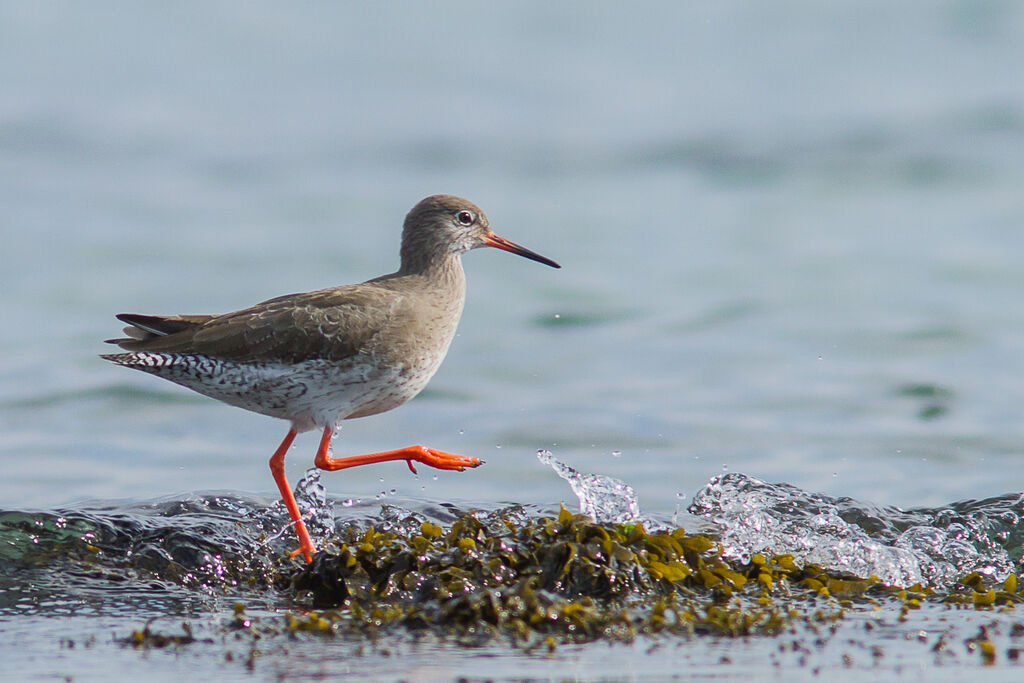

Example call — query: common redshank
[102,194,560,561]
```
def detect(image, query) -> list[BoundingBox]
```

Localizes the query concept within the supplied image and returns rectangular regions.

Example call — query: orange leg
[268,428,316,562]
[313,426,483,474]
[270,427,483,563]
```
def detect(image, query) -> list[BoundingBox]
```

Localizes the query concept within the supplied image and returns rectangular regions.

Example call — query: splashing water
[537,450,641,524]
[263,468,336,550]
[688,472,1024,587]
[379,504,426,537]
[470,504,531,534]
[292,468,337,537]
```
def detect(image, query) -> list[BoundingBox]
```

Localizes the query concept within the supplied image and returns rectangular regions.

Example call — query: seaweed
[114,505,1024,654]
[274,506,1023,646]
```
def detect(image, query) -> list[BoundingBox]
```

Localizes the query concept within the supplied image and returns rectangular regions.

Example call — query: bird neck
[397,245,463,278]
[367,253,466,300]
[423,255,466,296]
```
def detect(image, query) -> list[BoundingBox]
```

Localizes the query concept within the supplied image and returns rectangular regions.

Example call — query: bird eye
[456,210,475,226]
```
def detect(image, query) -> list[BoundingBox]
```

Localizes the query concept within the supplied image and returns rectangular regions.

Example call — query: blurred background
[2,1,1022,514]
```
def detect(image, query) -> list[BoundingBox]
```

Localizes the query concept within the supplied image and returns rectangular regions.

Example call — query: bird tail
[103,313,213,349]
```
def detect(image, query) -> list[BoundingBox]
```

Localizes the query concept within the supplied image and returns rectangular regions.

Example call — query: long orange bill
[483,234,561,268]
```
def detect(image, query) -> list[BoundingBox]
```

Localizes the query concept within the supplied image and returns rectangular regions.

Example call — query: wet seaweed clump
[120,618,212,649]
[112,506,1024,657]
[284,506,852,646]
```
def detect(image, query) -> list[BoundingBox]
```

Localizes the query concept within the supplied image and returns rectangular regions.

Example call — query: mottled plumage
[102,194,559,561]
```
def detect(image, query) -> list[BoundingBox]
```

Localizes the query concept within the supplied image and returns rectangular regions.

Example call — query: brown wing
[107,284,400,363]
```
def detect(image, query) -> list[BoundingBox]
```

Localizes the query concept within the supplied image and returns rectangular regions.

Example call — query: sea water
[2,2,1023,680]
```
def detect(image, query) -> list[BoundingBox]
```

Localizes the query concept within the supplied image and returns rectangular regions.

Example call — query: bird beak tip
[484,234,561,269]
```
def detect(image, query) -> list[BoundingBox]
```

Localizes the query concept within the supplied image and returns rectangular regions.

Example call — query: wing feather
[107,284,400,363]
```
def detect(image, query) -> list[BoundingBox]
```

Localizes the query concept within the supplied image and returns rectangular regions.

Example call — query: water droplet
[554,313,561,319]
[611,450,622,458]
[722,464,729,472]
[495,443,502,449]
[390,488,396,495]
[341,498,355,507]
[458,429,465,435]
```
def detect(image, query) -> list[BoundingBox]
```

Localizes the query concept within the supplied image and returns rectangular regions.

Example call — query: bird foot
[313,440,483,474]
[289,543,315,563]
[404,446,483,474]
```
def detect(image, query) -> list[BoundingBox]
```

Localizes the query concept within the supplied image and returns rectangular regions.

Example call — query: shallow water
[3,1,1024,679]
[2,464,1024,681]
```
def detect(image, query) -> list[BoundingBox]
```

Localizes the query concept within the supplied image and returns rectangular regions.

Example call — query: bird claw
[289,545,315,563]
[439,453,481,471]
[410,447,482,472]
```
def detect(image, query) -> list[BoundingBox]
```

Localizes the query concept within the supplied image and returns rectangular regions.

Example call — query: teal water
[2,1,1024,680]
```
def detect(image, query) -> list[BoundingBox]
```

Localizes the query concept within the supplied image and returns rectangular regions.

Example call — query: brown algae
[273,506,1023,646]
[114,505,1024,658]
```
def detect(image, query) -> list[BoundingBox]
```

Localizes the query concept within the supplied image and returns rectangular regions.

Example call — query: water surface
[2,1,1024,680]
